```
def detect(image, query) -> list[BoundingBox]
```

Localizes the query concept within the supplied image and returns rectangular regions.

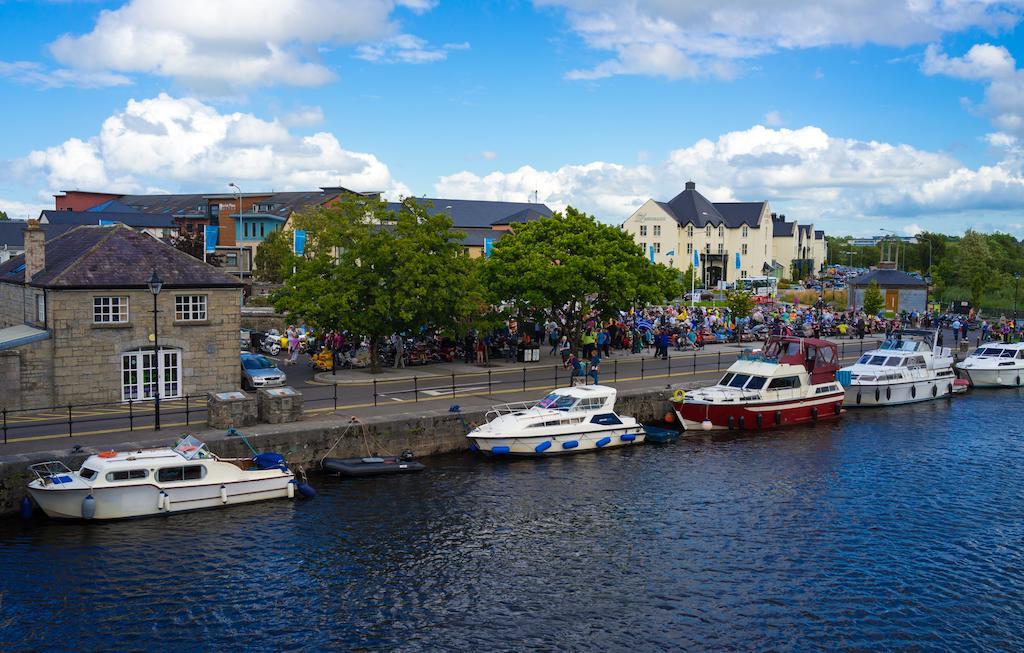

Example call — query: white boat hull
[470,426,645,456]
[27,474,294,520]
[958,366,1024,388]
[844,378,954,407]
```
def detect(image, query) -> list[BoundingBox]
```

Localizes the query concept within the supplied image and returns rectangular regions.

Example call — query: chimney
[23,219,45,280]
[684,181,696,191]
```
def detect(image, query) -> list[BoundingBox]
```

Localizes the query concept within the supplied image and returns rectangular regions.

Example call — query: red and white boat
[672,336,844,431]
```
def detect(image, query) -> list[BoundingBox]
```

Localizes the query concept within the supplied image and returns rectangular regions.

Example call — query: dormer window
[718,225,724,238]
[742,226,748,238]
[253,203,274,213]
[705,225,712,237]
[687,225,693,238]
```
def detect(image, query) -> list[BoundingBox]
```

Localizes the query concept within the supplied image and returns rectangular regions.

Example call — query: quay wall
[0,385,686,518]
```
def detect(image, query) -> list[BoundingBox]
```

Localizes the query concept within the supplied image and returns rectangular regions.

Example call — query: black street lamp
[148,270,163,431]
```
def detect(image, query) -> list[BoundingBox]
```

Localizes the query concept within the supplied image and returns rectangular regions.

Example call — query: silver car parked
[241,353,286,390]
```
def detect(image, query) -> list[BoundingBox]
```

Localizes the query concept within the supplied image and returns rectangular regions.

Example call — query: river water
[2,390,1023,652]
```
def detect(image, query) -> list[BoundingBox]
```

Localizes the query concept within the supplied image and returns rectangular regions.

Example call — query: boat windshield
[972,347,1007,357]
[881,339,924,352]
[857,354,890,366]
[537,394,578,410]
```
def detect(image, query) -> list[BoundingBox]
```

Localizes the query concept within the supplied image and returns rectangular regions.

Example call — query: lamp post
[148,270,164,431]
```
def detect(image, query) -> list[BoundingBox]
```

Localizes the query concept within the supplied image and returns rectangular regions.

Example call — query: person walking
[287,326,300,366]
[588,351,601,385]
[597,328,610,357]
[475,336,486,364]
[565,352,584,386]
[464,330,476,364]
[558,335,571,363]
[393,333,406,368]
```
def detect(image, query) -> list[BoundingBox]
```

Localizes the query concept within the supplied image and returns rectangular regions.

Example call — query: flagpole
[691,249,698,309]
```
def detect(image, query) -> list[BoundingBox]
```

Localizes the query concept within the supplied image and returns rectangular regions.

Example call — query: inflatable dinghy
[321,451,425,477]
[642,424,680,444]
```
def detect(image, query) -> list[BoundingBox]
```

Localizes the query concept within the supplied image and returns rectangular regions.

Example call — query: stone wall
[0,282,29,328]
[241,307,287,333]
[49,287,241,407]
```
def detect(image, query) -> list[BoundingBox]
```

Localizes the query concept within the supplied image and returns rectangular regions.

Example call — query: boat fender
[931,385,937,398]
[856,391,862,405]
[535,441,552,453]
[756,413,763,429]
[664,412,675,423]
[20,496,33,520]
[672,389,686,403]
[595,436,611,448]
[164,494,172,513]
[158,491,167,510]
[911,386,916,399]
[701,420,713,431]
[727,415,735,431]
[775,411,782,426]
[297,482,316,499]
[620,433,637,442]
[886,387,891,400]
[834,402,841,416]
[948,384,953,395]
[811,407,818,423]
[492,446,511,455]
[220,485,228,504]
[562,440,579,449]
[81,495,96,520]
[287,480,296,499]
[875,388,880,402]
[1018,376,1021,387]
[738,415,745,430]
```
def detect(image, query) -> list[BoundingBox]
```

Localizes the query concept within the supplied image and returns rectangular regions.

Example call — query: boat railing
[485,400,543,423]
[737,351,778,363]
[28,461,74,485]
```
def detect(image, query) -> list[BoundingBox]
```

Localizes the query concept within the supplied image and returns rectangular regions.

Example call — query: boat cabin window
[868,355,888,366]
[728,374,751,388]
[906,356,926,369]
[1000,349,1017,358]
[857,354,871,364]
[767,376,801,390]
[745,376,767,390]
[973,347,1002,357]
[575,397,608,411]
[719,372,735,386]
[157,465,205,482]
[537,394,578,410]
[884,356,903,367]
[784,341,802,357]
[106,469,148,482]
[79,467,98,480]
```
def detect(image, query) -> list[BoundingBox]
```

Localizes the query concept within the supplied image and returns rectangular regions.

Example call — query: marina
[2,390,1022,650]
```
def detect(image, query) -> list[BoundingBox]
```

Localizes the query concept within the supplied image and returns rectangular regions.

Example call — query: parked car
[241,353,286,390]
[684,290,715,301]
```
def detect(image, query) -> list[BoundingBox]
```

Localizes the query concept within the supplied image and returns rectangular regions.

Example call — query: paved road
[1,337,889,451]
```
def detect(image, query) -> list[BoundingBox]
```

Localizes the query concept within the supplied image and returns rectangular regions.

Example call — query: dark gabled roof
[40,210,176,228]
[119,193,209,216]
[847,269,927,288]
[87,199,140,213]
[235,191,342,220]
[456,228,506,247]
[656,183,763,228]
[815,229,824,240]
[0,224,243,289]
[798,224,813,239]
[773,220,795,237]
[386,198,553,229]
[0,221,75,248]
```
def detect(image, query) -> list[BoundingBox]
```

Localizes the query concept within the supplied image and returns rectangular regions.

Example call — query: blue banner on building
[204,225,218,253]
[294,230,307,255]
[649,246,655,263]
[735,251,741,269]
[693,249,700,269]
[483,237,493,257]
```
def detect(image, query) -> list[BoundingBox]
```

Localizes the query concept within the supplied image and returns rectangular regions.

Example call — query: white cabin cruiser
[957,341,1024,387]
[26,436,298,520]
[838,329,959,406]
[467,385,645,456]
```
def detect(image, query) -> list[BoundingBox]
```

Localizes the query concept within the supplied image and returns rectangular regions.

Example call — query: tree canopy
[253,228,294,283]
[271,195,474,368]
[481,206,681,347]
[863,281,883,315]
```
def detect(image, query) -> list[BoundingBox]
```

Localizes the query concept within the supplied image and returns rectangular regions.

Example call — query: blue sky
[2,0,1024,237]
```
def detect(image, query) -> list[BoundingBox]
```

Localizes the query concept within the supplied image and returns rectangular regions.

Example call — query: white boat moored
[956,341,1024,387]
[467,385,645,456]
[26,435,297,520]
[838,329,958,406]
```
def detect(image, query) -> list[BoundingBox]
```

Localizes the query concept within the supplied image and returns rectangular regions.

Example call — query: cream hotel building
[623,181,825,285]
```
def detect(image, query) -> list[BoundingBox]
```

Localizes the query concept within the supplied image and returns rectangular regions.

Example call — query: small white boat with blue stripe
[467,385,645,456]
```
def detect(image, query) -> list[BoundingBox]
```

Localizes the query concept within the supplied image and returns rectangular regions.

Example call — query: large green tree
[253,228,294,283]
[272,195,474,370]
[0,211,9,221]
[481,206,681,348]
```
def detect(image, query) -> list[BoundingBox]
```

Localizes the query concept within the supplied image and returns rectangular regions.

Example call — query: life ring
[672,389,686,403]
[98,451,118,458]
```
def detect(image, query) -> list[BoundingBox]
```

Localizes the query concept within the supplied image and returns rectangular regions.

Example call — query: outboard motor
[400,450,415,462]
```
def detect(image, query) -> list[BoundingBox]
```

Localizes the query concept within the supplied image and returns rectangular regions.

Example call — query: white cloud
[0,197,50,221]
[355,35,469,64]
[435,124,1024,235]
[481,150,498,161]
[0,60,131,88]
[902,223,924,236]
[539,0,1024,80]
[764,110,783,126]
[923,43,1024,135]
[281,106,326,128]
[46,0,451,90]
[20,93,409,199]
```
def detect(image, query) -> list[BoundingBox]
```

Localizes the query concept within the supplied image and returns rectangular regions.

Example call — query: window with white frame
[687,225,694,238]
[653,242,661,253]
[175,295,208,322]
[742,226,749,238]
[741,270,748,278]
[639,242,646,252]
[36,293,45,323]
[653,225,661,236]
[93,296,129,323]
[686,243,693,254]
[718,225,724,238]
[639,225,648,236]
[742,244,748,255]
[705,225,712,237]
[717,243,724,254]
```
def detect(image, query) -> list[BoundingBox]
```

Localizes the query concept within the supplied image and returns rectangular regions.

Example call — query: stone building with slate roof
[0,222,244,410]
[846,267,928,314]
[623,181,827,284]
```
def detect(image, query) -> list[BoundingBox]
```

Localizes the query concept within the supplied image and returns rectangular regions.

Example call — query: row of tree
[827,230,1024,309]
[260,195,681,362]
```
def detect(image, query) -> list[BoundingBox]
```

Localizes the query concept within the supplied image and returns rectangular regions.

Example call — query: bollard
[668,355,672,377]
[717,351,721,371]
[373,379,378,407]
[414,376,418,402]
[554,364,558,388]
[614,359,618,382]
[693,352,697,373]
[451,373,456,399]
[523,367,527,392]
[488,370,492,395]
[333,384,338,410]
[68,404,73,438]
[128,398,134,431]
[185,394,190,426]
[641,358,645,380]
